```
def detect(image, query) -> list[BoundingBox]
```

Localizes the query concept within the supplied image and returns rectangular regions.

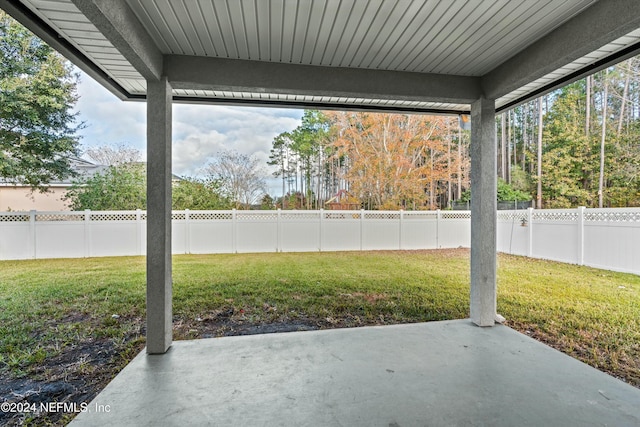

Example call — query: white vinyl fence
[497,207,640,275]
[0,209,470,260]
[1,208,638,275]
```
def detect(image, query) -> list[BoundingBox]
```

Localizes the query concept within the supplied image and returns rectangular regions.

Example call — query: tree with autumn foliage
[325,112,465,210]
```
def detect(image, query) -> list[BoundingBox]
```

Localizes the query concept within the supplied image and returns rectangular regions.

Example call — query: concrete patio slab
[70,320,640,426]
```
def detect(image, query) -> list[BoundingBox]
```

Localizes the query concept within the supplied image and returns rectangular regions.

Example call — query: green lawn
[1,249,639,425]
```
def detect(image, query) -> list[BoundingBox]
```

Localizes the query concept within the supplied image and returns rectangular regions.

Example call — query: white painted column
[146,76,173,354]
[470,97,498,327]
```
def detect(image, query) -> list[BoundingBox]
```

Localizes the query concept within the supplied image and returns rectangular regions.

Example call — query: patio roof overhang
[3,0,640,355]
[2,0,640,114]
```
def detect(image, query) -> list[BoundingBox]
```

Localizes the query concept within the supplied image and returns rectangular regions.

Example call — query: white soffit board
[497,28,640,109]
[21,0,142,89]
[171,89,469,112]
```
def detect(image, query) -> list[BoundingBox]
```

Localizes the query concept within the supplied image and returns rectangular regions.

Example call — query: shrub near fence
[0,209,471,260]
[1,208,638,275]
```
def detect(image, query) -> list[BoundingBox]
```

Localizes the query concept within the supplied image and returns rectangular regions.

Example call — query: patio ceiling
[3,0,640,114]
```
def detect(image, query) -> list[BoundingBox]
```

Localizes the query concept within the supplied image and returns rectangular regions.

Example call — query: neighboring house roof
[0,159,183,188]
[49,157,110,186]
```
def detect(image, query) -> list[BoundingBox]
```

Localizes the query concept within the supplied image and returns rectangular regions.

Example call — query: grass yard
[1,249,639,425]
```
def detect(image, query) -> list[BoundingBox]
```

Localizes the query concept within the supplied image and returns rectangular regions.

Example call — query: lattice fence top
[3,208,640,224]
[35,213,85,222]
[0,212,29,222]
[403,212,438,219]
[188,212,232,220]
[324,212,361,220]
[0,213,30,222]
[281,212,320,220]
[532,211,578,222]
[497,211,528,221]
[442,212,471,219]
[91,212,137,221]
[236,212,278,220]
[585,210,640,222]
[364,212,400,220]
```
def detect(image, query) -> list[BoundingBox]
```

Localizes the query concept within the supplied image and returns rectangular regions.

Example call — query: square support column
[146,76,173,353]
[470,97,497,327]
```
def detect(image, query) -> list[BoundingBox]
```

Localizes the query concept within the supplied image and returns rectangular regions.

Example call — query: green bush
[459,178,532,203]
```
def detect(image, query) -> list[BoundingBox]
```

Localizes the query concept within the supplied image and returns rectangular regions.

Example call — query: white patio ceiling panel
[9,0,640,113]
[497,28,640,109]
[127,0,595,76]
[22,0,143,92]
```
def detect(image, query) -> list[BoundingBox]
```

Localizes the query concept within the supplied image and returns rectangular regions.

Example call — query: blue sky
[72,70,303,193]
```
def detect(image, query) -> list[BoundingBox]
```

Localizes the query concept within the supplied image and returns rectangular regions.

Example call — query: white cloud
[172,104,301,179]
[72,69,303,191]
[172,129,228,177]
[74,72,147,154]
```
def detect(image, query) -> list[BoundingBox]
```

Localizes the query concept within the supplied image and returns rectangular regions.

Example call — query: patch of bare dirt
[1,330,144,426]
[1,310,352,426]
[172,307,329,340]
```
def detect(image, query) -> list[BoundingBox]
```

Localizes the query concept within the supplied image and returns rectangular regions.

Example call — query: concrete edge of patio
[71,319,640,426]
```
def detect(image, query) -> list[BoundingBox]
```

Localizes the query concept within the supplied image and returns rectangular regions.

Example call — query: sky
[72,69,303,194]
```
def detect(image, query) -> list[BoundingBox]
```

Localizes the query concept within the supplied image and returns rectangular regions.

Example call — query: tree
[268,132,295,202]
[326,111,455,210]
[205,150,267,209]
[536,96,544,209]
[268,111,333,208]
[288,110,331,209]
[460,179,531,204]
[598,69,609,208]
[541,82,595,208]
[65,164,146,210]
[66,163,233,211]
[172,177,231,210]
[497,178,532,202]
[84,143,141,166]
[259,194,275,210]
[0,11,81,189]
